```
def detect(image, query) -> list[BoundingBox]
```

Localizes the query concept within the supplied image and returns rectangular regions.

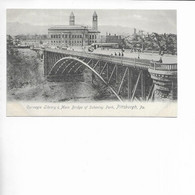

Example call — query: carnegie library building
[48,11,100,47]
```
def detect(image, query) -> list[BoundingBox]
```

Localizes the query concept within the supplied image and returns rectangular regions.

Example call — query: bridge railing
[150,61,177,71]
[45,48,151,69]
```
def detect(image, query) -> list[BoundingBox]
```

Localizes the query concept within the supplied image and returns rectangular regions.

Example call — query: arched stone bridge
[44,49,177,101]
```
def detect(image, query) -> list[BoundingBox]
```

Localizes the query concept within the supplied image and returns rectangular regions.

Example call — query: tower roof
[70,12,74,17]
[93,11,97,17]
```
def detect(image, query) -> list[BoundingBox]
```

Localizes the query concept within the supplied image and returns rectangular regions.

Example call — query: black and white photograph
[6,9,177,116]
[1,1,195,195]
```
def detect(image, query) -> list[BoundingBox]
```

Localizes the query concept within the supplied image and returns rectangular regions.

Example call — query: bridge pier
[148,62,177,101]
[43,50,48,76]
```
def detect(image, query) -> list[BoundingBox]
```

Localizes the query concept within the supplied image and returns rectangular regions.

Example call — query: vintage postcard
[6,9,177,116]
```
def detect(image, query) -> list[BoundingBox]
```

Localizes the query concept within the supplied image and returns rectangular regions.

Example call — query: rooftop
[48,25,88,30]
[93,11,97,17]
[48,25,100,33]
[70,12,74,17]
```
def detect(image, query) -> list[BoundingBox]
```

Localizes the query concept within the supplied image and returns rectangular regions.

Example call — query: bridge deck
[45,48,152,69]
[45,48,177,71]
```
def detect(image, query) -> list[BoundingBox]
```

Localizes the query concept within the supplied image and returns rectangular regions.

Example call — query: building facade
[11,34,49,47]
[106,33,122,44]
[48,11,100,47]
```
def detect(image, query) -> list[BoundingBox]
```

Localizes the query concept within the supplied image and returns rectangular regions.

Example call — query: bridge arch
[49,56,122,102]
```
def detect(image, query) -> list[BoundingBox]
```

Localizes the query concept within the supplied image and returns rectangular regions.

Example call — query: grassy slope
[7,48,97,102]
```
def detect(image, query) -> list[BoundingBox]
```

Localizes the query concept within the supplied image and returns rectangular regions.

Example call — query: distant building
[138,30,144,37]
[18,35,49,47]
[99,35,106,43]
[48,11,100,47]
[106,33,122,44]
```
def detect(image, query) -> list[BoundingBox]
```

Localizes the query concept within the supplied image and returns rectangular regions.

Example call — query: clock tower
[92,11,98,30]
[69,12,75,26]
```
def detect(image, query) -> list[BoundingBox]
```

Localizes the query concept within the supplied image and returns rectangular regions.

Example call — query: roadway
[45,48,152,70]
[44,46,177,71]
[71,46,177,64]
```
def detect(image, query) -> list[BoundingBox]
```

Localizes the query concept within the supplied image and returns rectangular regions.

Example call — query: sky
[7,9,177,34]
